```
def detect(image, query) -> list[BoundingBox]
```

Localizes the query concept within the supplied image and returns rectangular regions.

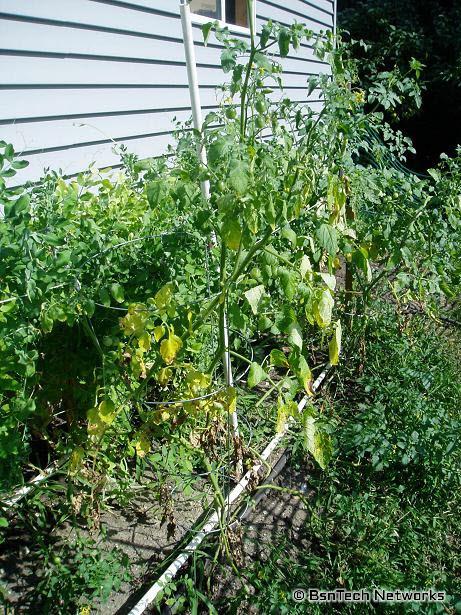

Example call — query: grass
[177,302,461,614]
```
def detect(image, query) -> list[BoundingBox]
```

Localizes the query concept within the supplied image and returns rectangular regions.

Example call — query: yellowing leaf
[226,386,237,414]
[320,272,336,291]
[314,290,334,328]
[157,367,172,386]
[131,354,147,379]
[153,325,165,342]
[133,430,151,457]
[87,407,106,437]
[138,331,151,352]
[297,355,313,396]
[110,283,125,304]
[276,400,298,433]
[329,320,342,366]
[154,282,174,311]
[160,331,182,364]
[287,322,303,349]
[276,403,290,433]
[120,304,148,337]
[69,446,85,475]
[98,399,116,424]
[300,254,312,279]
[304,412,333,469]
[221,216,242,251]
[186,368,211,394]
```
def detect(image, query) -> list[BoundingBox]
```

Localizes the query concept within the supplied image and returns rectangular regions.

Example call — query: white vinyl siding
[0,0,334,182]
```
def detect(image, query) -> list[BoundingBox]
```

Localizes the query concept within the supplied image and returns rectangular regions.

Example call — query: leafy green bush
[34,535,131,614]
[341,304,461,487]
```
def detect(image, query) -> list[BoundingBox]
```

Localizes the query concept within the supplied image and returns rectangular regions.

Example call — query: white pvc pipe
[179,0,210,202]
[128,366,330,615]
[179,0,238,439]
[1,456,68,509]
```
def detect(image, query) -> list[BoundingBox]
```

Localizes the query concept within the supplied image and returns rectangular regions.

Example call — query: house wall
[0,0,334,182]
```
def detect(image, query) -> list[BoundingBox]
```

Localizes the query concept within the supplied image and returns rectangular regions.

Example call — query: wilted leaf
[120,304,148,337]
[270,349,289,368]
[133,430,151,457]
[98,399,116,424]
[320,272,336,291]
[202,21,213,45]
[226,386,237,413]
[278,28,291,57]
[69,446,85,475]
[329,320,342,366]
[157,367,172,386]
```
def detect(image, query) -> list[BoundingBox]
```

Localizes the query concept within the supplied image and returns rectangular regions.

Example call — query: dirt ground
[0,473,212,614]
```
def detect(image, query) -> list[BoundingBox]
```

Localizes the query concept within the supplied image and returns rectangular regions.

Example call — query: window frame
[190,0,256,36]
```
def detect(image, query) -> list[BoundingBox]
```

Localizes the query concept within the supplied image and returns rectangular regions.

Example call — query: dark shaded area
[338,0,461,170]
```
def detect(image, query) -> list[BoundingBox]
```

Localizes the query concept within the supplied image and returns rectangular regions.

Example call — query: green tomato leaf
[56,250,72,268]
[202,22,213,46]
[147,180,163,207]
[280,268,297,301]
[110,283,125,304]
[260,23,273,47]
[287,321,303,349]
[229,158,249,194]
[254,51,272,72]
[316,223,338,256]
[247,362,267,389]
[281,225,297,246]
[221,48,237,73]
[99,287,111,308]
[278,28,291,57]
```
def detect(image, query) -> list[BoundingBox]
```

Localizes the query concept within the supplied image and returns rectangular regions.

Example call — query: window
[189,0,250,29]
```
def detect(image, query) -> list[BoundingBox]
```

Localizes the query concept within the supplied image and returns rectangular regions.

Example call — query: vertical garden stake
[179,1,241,452]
